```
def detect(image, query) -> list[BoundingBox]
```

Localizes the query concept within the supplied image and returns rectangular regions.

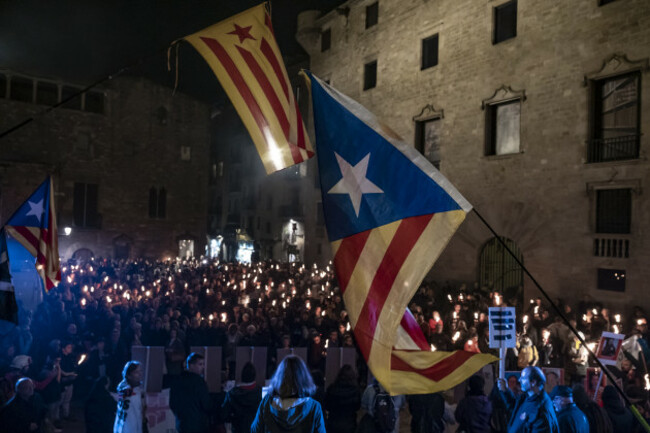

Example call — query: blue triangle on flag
[7,178,50,229]
[309,74,462,241]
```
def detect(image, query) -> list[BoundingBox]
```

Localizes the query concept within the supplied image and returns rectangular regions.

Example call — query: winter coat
[556,404,589,433]
[499,389,560,433]
[323,381,361,433]
[406,392,445,433]
[85,386,117,433]
[251,393,326,433]
[601,386,636,432]
[221,383,263,433]
[573,386,613,433]
[0,394,46,433]
[455,394,492,433]
[517,342,538,369]
[169,371,212,433]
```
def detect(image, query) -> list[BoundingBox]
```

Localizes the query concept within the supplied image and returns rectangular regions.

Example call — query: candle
[430,344,436,352]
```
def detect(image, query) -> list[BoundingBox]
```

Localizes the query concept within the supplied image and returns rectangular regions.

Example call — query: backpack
[372,384,396,433]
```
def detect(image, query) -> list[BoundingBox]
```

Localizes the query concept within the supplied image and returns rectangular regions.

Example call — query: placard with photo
[542,367,564,393]
[595,331,625,365]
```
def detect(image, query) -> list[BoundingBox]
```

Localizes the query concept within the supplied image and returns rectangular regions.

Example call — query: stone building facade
[0,71,210,260]
[297,0,650,309]
[209,59,329,264]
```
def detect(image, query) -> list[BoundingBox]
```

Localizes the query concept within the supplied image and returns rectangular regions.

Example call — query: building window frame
[363,60,377,91]
[421,34,439,70]
[413,104,444,169]
[365,2,379,29]
[584,54,649,164]
[493,0,517,45]
[73,182,100,229]
[149,187,167,219]
[321,28,331,52]
[482,85,526,157]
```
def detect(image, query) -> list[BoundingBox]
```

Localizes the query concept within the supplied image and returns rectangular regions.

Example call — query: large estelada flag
[305,72,497,395]
[184,3,314,174]
[4,177,61,292]
[0,228,18,324]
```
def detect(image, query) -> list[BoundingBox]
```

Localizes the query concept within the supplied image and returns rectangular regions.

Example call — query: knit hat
[10,355,31,370]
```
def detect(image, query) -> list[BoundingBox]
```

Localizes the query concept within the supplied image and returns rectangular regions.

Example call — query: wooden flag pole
[473,208,650,433]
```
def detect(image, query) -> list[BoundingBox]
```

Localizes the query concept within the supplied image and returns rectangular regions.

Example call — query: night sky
[0,0,345,103]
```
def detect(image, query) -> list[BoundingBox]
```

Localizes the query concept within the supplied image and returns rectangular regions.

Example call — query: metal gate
[479,236,523,293]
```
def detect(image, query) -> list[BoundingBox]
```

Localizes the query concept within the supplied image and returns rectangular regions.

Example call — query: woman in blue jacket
[251,355,326,433]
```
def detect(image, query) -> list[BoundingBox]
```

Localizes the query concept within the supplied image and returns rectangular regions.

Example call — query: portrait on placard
[595,332,624,365]
[542,367,564,393]
[505,371,522,396]
[585,367,607,404]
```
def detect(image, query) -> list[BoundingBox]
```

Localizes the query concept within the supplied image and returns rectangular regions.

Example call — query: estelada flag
[184,3,314,174]
[304,71,497,395]
[4,177,61,292]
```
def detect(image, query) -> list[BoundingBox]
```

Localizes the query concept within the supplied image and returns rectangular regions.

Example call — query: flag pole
[472,208,650,433]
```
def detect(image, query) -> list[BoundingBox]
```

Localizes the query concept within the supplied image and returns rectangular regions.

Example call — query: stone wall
[297,0,650,309]
[0,73,210,260]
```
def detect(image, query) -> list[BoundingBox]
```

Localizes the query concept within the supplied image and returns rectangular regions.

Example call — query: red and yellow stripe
[185,3,314,174]
[332,211,497,395]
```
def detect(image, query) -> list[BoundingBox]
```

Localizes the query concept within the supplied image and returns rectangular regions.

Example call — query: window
[366,2,378,29]
[321,28,331,52]
[84,90,104,114]
[597,269,626,292]
[599,0,617,5]
[493,0,517,44]
[149,187,167,219]
[0,74,7,98]
[421,34,439,70]
[36,81,58,106]
[73,183,100,228]
[588,72,640,163]
[180,146,191,161]
[596,188,631,234]
[415,118,441,168]
[61,86,82,110]
[485,100,520,155]
[10,76,33,103]
[363,60,377,90]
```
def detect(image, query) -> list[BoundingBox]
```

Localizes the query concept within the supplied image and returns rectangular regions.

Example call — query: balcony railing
[594,237,629,258]
[587,134,640,163]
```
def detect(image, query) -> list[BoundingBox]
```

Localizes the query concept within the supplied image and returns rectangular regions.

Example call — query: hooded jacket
[455,394,492,433]
[601,385,635,432]
[169,371,211,433]
[251,393,326,433]
[323,381,361,433]
[221,383,263,433]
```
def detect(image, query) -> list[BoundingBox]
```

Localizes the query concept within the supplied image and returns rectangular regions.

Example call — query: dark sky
[0,0,344,103]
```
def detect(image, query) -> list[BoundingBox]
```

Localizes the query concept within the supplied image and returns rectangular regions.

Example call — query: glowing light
[325,339,329,348]
[83,285,88,293]
[63,227,72,236]
[523,315,528,324]
[346,322,351,332]
[104,276,109,282]
[430,344,436,352]
[209,314,214,321]
[495,294,501,306]
[615,314,621,323]
[613,324,620,334]
[123,292,130,300]
[66,276,72,284]
[106,296,112,304]
[592,308,598,315]
[452,331,460,342]
[272,300,276,307]
[77,354,87,365]
[145,290,151,297]
[587,342,597,352]
[80,298,86,307]
[321,311,326,317]
[221,313,227,322]
[306,301,311,310]
[466,339,473,346]
[645,374,650,391]
[447,294,452,302]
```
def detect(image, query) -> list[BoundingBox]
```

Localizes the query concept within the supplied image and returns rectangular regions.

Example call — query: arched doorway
[479,237,523,300]
[72,248,94,263]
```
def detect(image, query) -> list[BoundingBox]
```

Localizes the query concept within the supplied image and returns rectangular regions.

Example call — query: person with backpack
[360,378,406,433]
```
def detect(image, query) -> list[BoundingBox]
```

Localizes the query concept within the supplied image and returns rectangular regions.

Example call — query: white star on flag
[25,199,44,222]
[327,152,384,217]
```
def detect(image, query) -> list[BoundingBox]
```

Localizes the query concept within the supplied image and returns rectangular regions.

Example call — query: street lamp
[63,227,72,236]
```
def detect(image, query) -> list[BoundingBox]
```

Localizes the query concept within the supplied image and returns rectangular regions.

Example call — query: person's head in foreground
[268,355,316,399]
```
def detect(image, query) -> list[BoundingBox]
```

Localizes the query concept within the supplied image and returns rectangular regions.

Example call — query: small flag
[0,229,18,324]
[4,177,61,292]
[305,72,496,394]
[184,3,314,174]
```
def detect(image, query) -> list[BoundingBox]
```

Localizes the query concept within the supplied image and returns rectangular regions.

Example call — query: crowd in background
[0,256,649,432]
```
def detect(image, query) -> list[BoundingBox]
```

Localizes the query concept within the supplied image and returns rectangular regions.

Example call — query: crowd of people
[0,256,648,433]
